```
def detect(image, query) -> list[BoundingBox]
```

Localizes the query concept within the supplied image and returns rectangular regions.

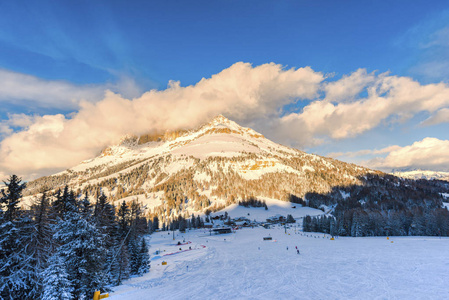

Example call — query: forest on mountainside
[303,174,449,237]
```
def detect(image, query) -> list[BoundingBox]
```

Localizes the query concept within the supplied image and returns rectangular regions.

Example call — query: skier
[297,249,300,254]
[286,246,288,250]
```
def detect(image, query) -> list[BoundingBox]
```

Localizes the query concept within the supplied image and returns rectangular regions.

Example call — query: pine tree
[111,243,130,286]
[191,214,197,228]
[137,238,150,275]
[351,212,362,237]
[80,191,92,218]
[93,194,119,285]
[128,237,140,275]
[118,201,130,239]
[286,214,295,223]
[27,192,55,297]
[111,201,132,285]
[52,186,69,219]
[41,254,73,300]
[0,175,33,299]
[1,175,25,222]
[151,216,159,232]
[53,197,107,299]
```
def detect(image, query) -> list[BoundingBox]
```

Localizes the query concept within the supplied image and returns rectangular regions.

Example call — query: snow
[172,133,261,159]
[114,193,163,211]
[213,198,323,222]
[339,190,350,199]
[109,227,449,299]
[443,202,449,209]
[61,115,304,180]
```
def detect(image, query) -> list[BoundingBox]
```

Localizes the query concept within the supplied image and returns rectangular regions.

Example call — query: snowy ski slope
[110,226,449,300]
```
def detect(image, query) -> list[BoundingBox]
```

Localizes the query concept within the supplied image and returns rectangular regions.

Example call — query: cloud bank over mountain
[1,62,449,179]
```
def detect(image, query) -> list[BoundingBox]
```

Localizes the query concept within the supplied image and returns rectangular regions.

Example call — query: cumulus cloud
[0,69,142,110]
[324,69,376,102]
[366,138,449,172]
[274,70,449,146]
[3,62,449,179]
[0,62,323,179]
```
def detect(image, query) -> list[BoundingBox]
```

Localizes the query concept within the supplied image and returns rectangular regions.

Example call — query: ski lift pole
[103,226,133,280]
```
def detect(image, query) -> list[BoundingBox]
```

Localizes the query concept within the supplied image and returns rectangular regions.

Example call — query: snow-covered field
[110,227,449,300]
[212,198,325,222]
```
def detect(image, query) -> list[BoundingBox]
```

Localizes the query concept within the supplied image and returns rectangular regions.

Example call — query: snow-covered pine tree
[1,175,25,222]
[137,238,150,275]
[0,175,34,299]
[93,193,119,285]
[53,197,107,299]
[41,254,73,300]
[27,191,55,297]
[128,237,140,275]
[110,200,132,285]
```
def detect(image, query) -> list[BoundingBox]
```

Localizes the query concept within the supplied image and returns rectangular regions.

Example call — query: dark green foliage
[1,176,151,299]
[138,238,150,275]
[288,194,306,206]
[0,175,34,299]
[238,197,267,209]
[302,174,449,237]
[1,175,26,222]
[286,214,295,223]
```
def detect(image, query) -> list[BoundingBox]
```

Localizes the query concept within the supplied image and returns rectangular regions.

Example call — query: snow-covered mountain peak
[25,114,381,224]
[209,114,232,125]
[198,114,264,139]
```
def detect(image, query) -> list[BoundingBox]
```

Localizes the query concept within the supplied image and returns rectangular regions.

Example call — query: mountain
[23,115,379,222]
[392,170,449,182]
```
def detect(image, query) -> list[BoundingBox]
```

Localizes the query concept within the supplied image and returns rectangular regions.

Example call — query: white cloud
[328,145,402,159]
[3,62,449,180]
[421,108,449,126]
[366,138,449,172]
[0,62,323,179]
[324,69,376,102]
[274,70,449,146]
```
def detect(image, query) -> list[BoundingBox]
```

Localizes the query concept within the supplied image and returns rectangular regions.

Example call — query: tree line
[303,174,449,237]
[0,175,150,300]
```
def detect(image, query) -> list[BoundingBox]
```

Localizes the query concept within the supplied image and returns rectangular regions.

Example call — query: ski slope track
[110,226,449,300]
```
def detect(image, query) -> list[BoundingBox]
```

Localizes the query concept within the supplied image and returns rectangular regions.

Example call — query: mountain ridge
[24,115,381,224]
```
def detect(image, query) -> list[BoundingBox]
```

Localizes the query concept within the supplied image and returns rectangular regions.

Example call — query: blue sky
[1,0,449,178]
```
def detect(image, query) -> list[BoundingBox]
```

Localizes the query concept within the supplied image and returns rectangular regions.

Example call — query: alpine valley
[23,115,449,236]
